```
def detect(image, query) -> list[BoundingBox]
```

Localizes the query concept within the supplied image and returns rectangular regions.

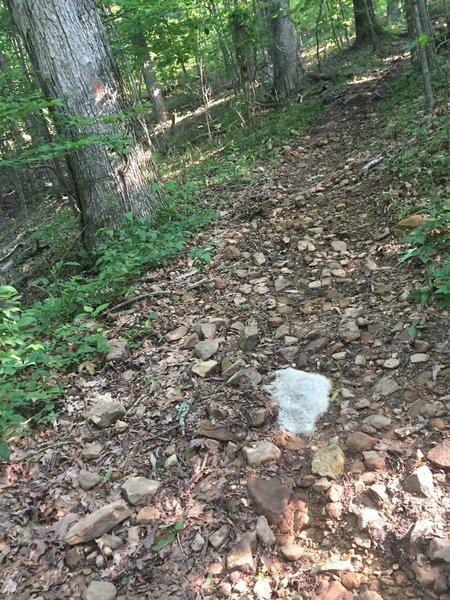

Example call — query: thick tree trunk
[263,0,303,99]
[131,31,168,125]
[409,0,434,109]
[230,5,256,112]
[353,0,384,47]
[387,1,401,21]
[8,0,161,251]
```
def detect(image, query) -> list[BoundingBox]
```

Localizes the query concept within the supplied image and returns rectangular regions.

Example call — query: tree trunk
[387,1,401,21]
[353,0,383,47]
[410,0,435,109]
[131,31,168,125]
[263,0,303,99]
[230,4,257,112]
[7,0,161,251]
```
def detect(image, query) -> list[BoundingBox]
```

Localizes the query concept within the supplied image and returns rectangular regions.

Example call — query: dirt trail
[1,59,449,600]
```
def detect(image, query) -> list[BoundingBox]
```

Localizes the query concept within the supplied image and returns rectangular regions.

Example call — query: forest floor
[1,54,450,600]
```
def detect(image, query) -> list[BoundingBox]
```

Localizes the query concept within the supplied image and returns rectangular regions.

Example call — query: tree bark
[131,31,168,125]
[353,0,384,47]
[7,0,161,251]
[410,0,435,109]
[263,0,303,99]
[387,1,401,21]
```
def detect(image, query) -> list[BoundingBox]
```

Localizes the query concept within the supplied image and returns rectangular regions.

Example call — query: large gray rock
[226,531,256,573]
[121,476,161,506]
[85,581,117,600]
[78,470,101,490]
[106,339,129,362]
[404,466,434,497]
[64,501,131,545]
[239,325,259,352]
[192,360,218,377]
[86,401,126,428]
[242,441,281,466]
[194,339,219,360]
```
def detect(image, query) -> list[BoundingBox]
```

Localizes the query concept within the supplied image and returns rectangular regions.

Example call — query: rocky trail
[1,57,449,600]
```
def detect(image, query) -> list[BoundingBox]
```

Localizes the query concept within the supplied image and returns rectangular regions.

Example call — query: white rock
[266,368,331,436]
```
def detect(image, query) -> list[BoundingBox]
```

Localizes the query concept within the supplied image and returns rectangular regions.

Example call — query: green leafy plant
[152,518,185,552]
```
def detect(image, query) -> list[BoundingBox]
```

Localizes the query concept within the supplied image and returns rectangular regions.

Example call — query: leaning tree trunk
[352,0,384,47]
[263,0,303,99]
[7,0,161,251]
[131,31,168,125]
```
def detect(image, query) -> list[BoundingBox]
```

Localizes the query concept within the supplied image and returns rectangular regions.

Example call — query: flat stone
[373,377,400,397]
[427,439,450,469]
[81,442,103,460]
[197,419,244,442]
[222,358,246,378]
[209,524,230,549]
[315,560,354,572]
[239,325,259,352]
[85,581,117,600]
[363,414,391,430]
[192,360,218,377]
[226,531,256,573]
[64,501,131,545]
[136,506,160,523]
[404,466,434,497]
[331,240,347,252]
[305,337,329,353]
[194,322,217,339]
[412,554,441,585]
[248,407,269,428]
[106,339,129,362]
[247,476,292,524]
[358,508,383,530]
[253,579,272,600]
[383,357,400,369]
[182,332,199,349]
[410,353,430,363]
[86,401,126,428]
[191,532,205,552]
[78,470,101,490]
[254,252,266,265]
[311,580,354,600]
[226,367,261,386]
[222,245,241,261]
[358,593,385,600]
[121,476,161,506]
[194,339,219,360]
[346,432,377,451]
[363,451,386,471]
[165,325,188,342]
[280,542,303,561]
[311,444,345,479]
[339,321,360,343]
[242,441,281,466]
[369,484,389,504]
[256,516,276,547]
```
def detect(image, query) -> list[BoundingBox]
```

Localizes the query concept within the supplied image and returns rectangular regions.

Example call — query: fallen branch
[108,278,208,313]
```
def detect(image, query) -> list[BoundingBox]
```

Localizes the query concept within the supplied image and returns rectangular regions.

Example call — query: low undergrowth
[382,52,450,310]
[0,186,215,460]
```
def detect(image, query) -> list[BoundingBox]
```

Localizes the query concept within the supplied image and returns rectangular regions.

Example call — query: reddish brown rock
[311,579,354,600]
[346,431,377,451]
[247,476,292,524]
[427,439,450,469]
